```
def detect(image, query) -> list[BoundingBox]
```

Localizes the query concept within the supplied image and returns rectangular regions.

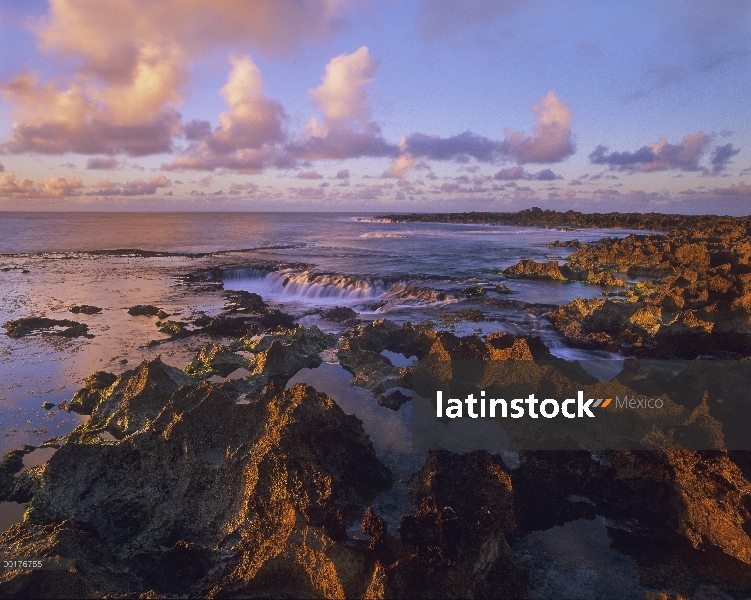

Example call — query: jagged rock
[321,306,358,323]
[0,445,39,503]
[493,283,515,294]
[0,521,144,598]
[41,401,55,410]
[383,450,530,599]
[503,259,625,286]
[7,382,394,598]
[185,343,251,379]
[69,304,102,315]
[3,317,90,339]
[156,319,188,337]
[504,259,569,281]
[337,320,554,410]
[72,356,193,439]
[223,289,269,314]
[68,371,117,415]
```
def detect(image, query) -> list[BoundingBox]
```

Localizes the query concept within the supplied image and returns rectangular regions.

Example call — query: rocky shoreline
[3,213,751,597]
[377,206,751,232]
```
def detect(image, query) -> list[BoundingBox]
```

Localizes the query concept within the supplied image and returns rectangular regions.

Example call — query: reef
[68,305,102,315]
[3,317,90,339]
[503,259,625,286]
[547,222,751,357]
[127,304,168,318]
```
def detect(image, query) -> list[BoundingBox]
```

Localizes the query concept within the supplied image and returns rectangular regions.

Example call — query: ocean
[0,211,650,594]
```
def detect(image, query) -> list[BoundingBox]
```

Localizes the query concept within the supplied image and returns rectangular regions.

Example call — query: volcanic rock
[4,381,394,598]
[3,317,90,339]
[68,371,118,415]
[127,304,163,317]
[68,304,102,315]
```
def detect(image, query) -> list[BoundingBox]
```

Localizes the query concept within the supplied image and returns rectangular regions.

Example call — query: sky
[0,0,750,213]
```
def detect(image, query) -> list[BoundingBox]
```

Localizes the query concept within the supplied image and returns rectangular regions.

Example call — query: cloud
[383,154,416,178]
[2,72,181,156]
[2,1,350,158]
[0,164,4,172]
[42,176,83,196]
[710,143,740,174]
[0,173,37,197]
[401,91,574,165]
[711,182,751,196]
[308,46,377,125]
[494,166,525,180]
[164,56,288,172]
[0,173,83,198]
[289,47,397,162]
[297,170,323,179]
[589,132,712,172]
[184,120,212,141]
[206,56,286,153]
[86,157,121,170]
[229,182,259,193]
[494,166,561,180]
[89,175,171,197]
[335,169,350,179]
[501,91,575,163]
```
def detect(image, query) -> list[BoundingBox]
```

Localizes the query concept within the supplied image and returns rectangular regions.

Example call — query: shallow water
[0,212,639,536]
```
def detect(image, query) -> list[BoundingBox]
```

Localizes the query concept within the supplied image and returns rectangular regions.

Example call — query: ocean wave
[359,232,410,238]
[222,267,459,311]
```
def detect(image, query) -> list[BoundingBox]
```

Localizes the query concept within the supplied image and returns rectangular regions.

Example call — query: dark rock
[383,450,530,599]
[457,309,484,321]
[41,401,55,410]
[185,343,251,379]
[127,304,162,317]
[460,285,486,297]
[493,283,515,294]
[322,306,358,323]
[3,317,90,339]
[68,371,118,415]
[7,381,393,598]
[156,319,188,337]
[259,309,296,330]
[69,304,102,315]
[72,356,193,439]
[0,445,37,502]
[380,389,411,410]
[223,289,269,314]
[337,320,553,410]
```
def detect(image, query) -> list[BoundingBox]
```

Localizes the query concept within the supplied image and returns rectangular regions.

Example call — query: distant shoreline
[375,207,751,232]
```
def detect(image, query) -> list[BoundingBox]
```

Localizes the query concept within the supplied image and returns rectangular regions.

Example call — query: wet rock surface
[3,317,91,339]
[6,230,751,598]
[2,368,395,597]
[68,305,102,315]
[503,259,625,286]
[547,222,751,357]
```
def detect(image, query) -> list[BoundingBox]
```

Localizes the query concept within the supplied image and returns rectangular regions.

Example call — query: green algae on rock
[69,304,102,314]
[3,317,91,338]
[68,371,118,415]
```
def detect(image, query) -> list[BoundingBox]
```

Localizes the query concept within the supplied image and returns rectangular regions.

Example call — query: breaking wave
[222,267,457,311]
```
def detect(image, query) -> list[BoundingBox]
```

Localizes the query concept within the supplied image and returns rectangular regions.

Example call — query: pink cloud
[589,132,712,172]
[297,170,323,179]
[400,91,575,166]
[2,1,351,158]
[0,173,83,198]
[86,157,121,170]
[289,47,397,162]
